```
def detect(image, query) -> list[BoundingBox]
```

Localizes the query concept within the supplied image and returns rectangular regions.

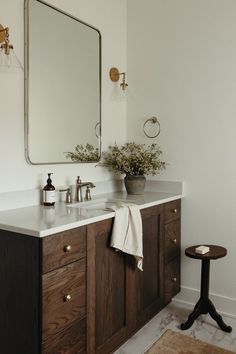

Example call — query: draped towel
[110,203,143,271]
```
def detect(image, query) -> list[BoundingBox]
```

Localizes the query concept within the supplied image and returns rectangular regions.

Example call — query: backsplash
[0,180,183,211]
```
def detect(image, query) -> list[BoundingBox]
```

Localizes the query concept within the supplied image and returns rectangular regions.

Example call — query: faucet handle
[85,183,96,201]
[59,188,72,204]
[85,186,91,201]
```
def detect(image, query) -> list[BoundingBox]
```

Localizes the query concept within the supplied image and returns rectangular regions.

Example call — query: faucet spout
[77,182,95,188]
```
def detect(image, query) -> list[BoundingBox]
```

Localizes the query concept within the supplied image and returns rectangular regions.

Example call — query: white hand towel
[110,203,143,271]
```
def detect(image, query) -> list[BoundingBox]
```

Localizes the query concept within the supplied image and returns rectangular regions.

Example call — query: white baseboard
[173,286,236,319]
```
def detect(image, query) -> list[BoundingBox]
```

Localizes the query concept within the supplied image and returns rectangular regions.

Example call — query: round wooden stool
[180,245,232,333]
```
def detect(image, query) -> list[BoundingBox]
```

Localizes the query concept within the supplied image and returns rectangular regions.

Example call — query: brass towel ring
[143,116,160,138]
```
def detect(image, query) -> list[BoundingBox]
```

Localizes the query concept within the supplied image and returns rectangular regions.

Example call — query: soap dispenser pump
[43,173,56,206]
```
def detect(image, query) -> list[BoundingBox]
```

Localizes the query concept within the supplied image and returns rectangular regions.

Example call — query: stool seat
[181,244,232,333]
[185,245,227,260]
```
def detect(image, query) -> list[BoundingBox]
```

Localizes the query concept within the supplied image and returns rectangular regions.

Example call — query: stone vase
[124,175,146,195]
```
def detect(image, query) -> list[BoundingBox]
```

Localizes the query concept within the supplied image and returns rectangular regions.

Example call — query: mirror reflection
[25,0,101,164]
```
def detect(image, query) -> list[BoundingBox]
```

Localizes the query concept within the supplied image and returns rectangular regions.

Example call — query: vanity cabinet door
[127,205,164,332]
[164,200,181,304]
[87,218,128,354]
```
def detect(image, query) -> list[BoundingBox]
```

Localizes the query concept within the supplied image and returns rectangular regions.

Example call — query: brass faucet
[76,176,95,202]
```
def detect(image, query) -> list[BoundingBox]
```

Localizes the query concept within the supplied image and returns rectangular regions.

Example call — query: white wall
[0,0,127,194]
[127,0,236,315]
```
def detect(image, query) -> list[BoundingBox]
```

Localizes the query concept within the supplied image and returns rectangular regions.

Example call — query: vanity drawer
[164,220,180,263]
[164,200,181,224]
[42,318,86,354]
[42,226,86,273]
[42,258,86,340]
[164,258,180,304]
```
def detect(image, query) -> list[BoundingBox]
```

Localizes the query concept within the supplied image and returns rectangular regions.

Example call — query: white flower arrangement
[98,142,166,176]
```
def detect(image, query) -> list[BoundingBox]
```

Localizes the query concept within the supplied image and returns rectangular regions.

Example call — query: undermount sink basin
[69,198,134,211]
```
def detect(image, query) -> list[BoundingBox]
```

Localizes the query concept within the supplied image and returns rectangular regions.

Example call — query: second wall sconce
[109,67,128,91]
[0,24,23,70]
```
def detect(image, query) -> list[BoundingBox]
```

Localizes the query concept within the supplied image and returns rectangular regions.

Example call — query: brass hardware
[109,67,120,82]
[171,238,177,244]
[59,188,72,204]
[109,67,128,90]
[63,294,72,302]
[0,24,6,43]
[172,208,178,214]
[0,25,12,55]
[171,277,177,283]
[85,186,91,201]
[64,245,72,252]
[76,176,96,202]
[143,116,161,139]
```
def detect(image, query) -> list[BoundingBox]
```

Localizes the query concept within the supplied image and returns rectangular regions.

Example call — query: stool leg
[181,258,232,333]
[180,299,203,330]
[181,259,210,330]
[200,260,210,314]
[208,299,232,333]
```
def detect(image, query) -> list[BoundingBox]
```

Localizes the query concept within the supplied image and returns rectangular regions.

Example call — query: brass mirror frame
[24,0,102,165]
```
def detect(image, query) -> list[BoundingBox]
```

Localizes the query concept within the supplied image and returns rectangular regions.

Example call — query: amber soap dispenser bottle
[43,173,56,206]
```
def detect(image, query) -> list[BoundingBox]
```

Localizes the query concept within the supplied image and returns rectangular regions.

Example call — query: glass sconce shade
[0,45,23,70]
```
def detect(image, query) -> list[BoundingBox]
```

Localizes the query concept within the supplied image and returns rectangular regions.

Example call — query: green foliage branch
[65,143,99,162]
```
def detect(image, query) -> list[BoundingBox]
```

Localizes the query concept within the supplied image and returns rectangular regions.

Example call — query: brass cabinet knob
[172,208,178,214]
[171,238,177,244]
[64,245,72,252]
[63,294,72,302]
[171,277,177,283]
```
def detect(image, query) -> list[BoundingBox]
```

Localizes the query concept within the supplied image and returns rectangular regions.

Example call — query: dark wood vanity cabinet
[0,226,87,354]
[0,200,181,354]
[87,202,181,353]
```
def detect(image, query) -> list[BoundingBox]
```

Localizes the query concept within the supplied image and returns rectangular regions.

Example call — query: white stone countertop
[0,190,183,237]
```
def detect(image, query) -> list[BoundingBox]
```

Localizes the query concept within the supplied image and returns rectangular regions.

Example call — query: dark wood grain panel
[140,207,162,309]
[95,231,126,347]
[42,259,86,340]
[164,199,181,224]
[0,230,41,354]
[164,257,180,304]
[164,220,180,263]
[42,318,86,354]
[87,218,127,354]
[128,205,164,330]
[42,226,86,274]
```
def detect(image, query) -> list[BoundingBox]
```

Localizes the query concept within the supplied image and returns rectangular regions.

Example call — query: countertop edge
[0,193,183,238]
[39,193,183,237]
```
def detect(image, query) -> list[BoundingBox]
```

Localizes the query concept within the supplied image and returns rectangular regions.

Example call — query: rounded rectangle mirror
[24,0,101,164]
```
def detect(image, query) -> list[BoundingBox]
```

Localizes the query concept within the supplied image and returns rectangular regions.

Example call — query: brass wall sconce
[0,24,23,70]
[109,67,128,90]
